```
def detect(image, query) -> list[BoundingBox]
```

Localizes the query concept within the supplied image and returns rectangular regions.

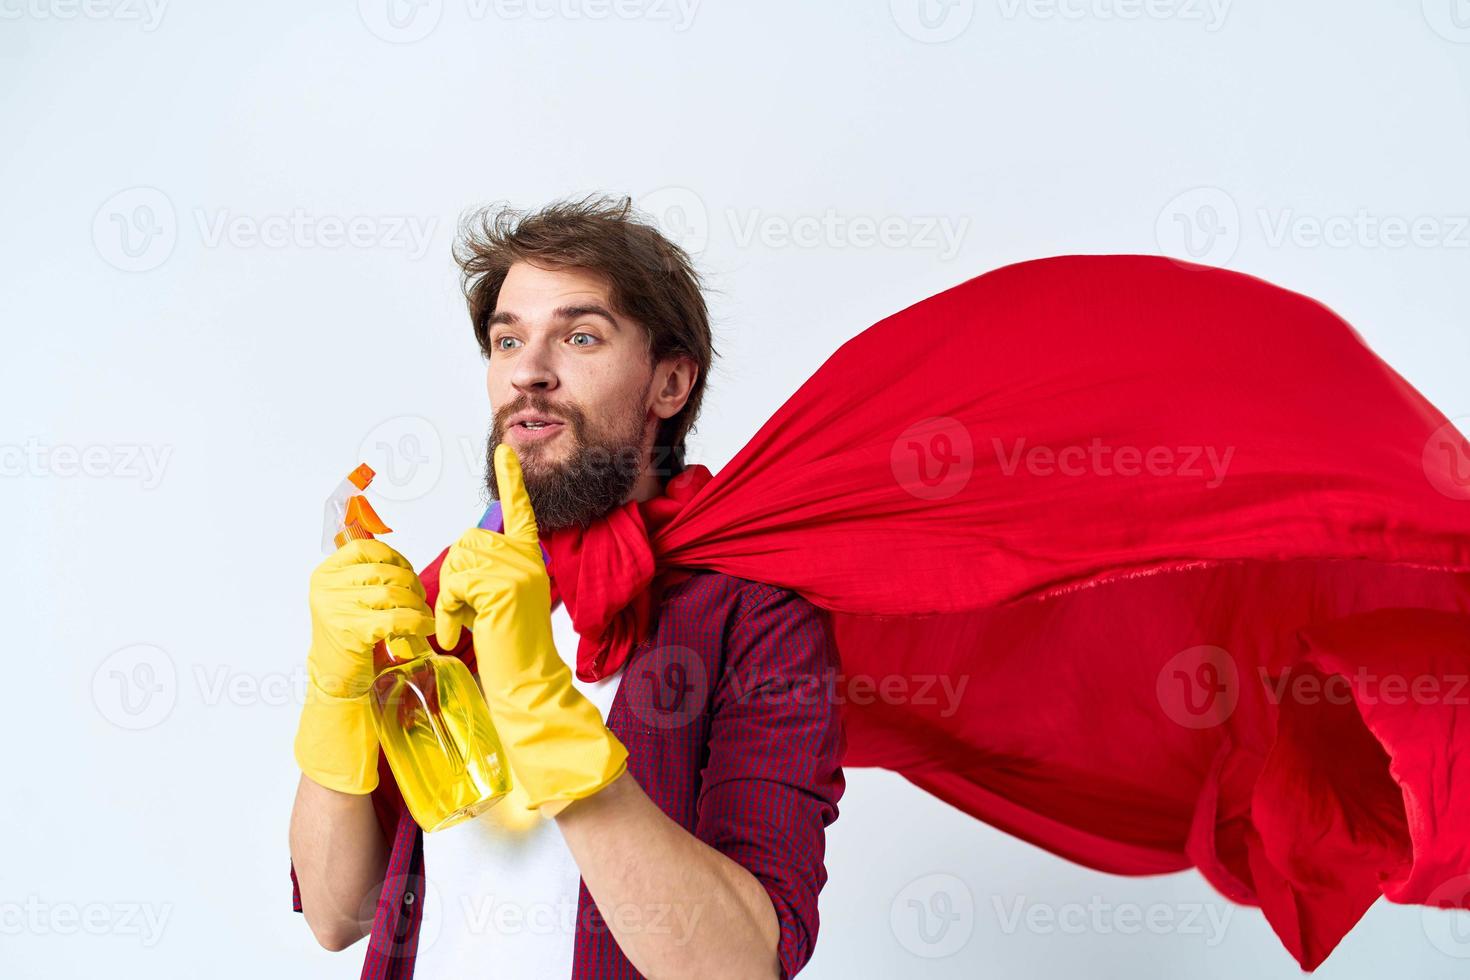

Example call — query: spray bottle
[324,464,510,831]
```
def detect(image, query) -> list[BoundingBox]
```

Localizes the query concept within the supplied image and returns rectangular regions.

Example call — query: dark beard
[484,395,647,532]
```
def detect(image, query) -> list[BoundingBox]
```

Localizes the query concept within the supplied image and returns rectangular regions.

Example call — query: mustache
[493,397,586,436]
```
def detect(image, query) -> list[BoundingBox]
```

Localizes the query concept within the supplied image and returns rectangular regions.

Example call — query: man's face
[483,260,683,530]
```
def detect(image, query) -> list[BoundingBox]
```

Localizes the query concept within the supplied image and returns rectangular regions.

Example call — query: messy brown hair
[453,194,714,484]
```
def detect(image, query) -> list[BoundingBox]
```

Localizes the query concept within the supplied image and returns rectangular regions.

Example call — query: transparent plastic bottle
[324,464,510,831]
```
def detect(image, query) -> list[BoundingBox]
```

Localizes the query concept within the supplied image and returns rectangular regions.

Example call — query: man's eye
[494,336,521,351]
[569,332,597,347]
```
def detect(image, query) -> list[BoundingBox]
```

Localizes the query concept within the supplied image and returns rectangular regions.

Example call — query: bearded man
[287,196,845,979]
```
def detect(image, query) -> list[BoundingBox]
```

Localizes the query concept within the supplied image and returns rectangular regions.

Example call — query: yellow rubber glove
[434,443,629,815]
[294,539,436,795]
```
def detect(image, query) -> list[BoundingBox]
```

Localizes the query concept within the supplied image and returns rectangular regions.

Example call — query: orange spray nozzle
[334,493,393,548]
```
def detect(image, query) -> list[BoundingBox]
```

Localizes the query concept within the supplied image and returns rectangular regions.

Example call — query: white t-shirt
[413,600,622,978]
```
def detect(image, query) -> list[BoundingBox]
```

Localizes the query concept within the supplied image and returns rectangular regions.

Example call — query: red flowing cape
[448,254,1470,970]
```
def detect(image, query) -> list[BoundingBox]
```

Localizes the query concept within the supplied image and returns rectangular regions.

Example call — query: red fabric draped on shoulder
[529,254,1470,970]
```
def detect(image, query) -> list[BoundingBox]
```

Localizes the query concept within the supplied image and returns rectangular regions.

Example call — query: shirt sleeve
[694,582,847,978]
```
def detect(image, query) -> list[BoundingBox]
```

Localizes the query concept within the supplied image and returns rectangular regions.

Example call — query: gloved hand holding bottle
[294,540,436,795]
[434,443,629,815]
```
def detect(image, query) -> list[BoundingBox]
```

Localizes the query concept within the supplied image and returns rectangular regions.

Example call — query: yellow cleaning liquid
[325,463,511,832]
[370,634,511,832]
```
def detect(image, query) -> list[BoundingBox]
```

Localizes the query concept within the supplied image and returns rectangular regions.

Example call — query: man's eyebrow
[484,304,621,331]
[554,303,620,329]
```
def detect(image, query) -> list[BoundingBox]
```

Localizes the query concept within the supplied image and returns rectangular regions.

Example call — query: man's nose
[510,337,559,392]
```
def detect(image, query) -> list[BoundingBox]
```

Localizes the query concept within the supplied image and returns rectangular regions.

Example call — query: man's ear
[651,354,698,420]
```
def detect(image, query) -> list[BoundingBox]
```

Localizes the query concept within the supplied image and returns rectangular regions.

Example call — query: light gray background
[4,1,1470,977]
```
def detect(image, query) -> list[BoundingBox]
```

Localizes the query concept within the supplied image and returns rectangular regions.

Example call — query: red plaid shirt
[290,562,846,978]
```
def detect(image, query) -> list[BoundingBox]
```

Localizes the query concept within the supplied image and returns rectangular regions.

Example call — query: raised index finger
[494,442,539,547]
